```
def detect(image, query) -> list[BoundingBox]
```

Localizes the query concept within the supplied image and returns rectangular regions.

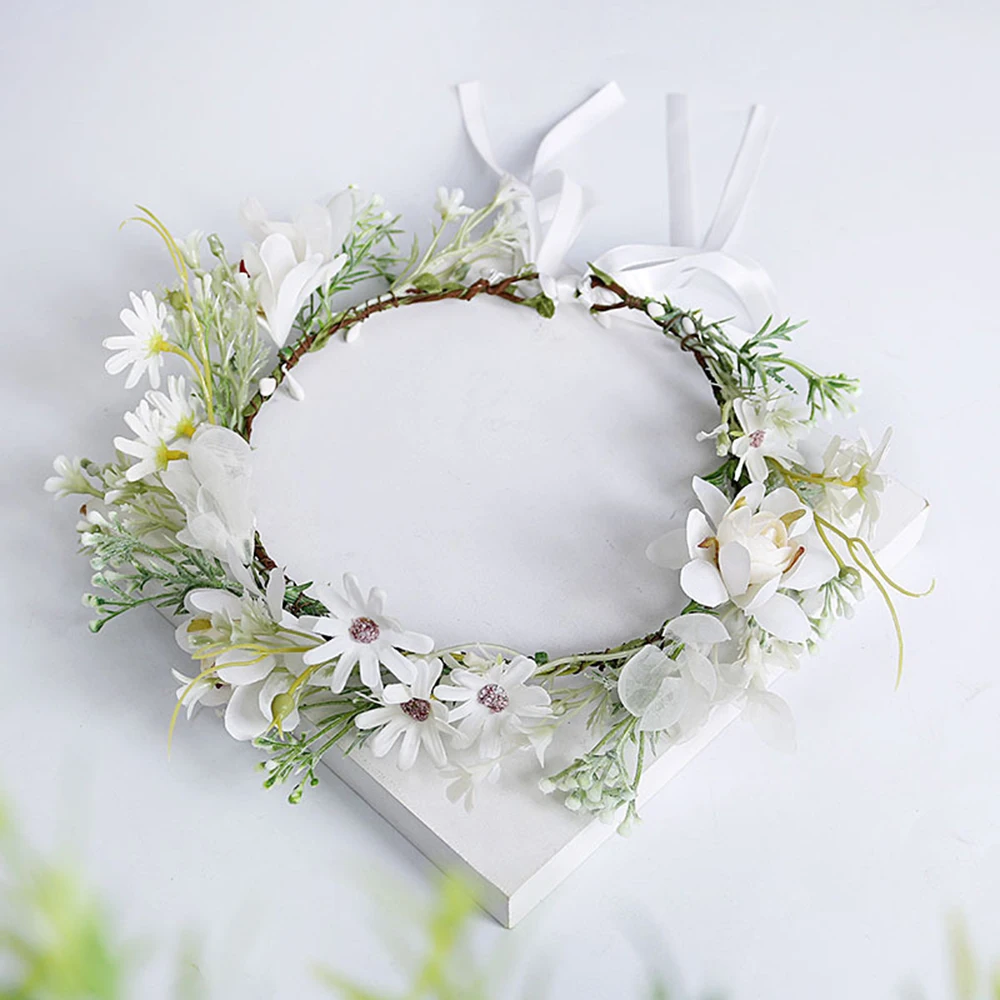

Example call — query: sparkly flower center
[349,616,380,644]
[748,429,766,448]
[477,683,509,714]
[401,697,431,722]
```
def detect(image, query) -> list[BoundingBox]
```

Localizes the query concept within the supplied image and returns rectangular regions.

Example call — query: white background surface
[1,2,997,997]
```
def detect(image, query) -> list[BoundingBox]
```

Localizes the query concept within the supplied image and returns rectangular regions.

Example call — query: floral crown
[47,83,930,831]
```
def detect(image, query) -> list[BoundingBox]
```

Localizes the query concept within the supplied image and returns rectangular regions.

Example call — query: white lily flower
[355,657,458,770]
[176,569,307,741]
[730,394,805,483]
[647,478,838,644]
[433,654,552,760]
[160,424,256,570]
[819,428,892,538]
[302,574,433,694]
[240,192,354,348]
[103,290,172,389]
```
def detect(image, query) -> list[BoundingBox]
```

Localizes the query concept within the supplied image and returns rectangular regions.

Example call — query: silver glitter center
[401,698,431,722]
[477,683,510,714]
[349,616,380,644]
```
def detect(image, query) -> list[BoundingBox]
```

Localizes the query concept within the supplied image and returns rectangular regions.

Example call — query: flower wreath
[48,85,929,833]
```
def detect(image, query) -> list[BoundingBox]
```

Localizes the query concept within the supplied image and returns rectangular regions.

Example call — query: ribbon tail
[531,82,625,179]
[701,104,774,251]
[457,80,506,176]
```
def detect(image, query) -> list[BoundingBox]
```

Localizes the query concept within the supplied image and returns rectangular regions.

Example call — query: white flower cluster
[625,388,895,753]
[172,565,555,790]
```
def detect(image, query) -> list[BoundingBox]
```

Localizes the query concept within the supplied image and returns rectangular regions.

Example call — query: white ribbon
[592,94,779,332]
[457,80,625,283]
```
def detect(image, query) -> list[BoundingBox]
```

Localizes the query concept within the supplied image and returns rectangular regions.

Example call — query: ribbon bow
[457,80,625,290]
[591,94,779,333]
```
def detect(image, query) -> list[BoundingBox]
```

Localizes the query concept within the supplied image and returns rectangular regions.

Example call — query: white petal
[663,613,730,646]
[692,476,730,527]
[355,706,395,729]
[618,645,670,717]
[215,649,275,686]
[370,718,406,757]
[739,573,781,613]
[751,593,812,644]
[743,688,797,752]
[682,649,717,698]
[759,486,802,517]
[731,480,765,513]
[224,681,268,741]
[392,629,434,655]
[646,529,688,569]
[719,541,751,596]
[782,545,838,591]
[398,726,421,769]
[680,560,728,607]
[685,508,714,558]
[638,676,687,731]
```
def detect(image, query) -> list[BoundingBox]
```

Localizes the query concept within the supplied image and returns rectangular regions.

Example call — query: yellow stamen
[780,509,807,530]
[697,536,720,565]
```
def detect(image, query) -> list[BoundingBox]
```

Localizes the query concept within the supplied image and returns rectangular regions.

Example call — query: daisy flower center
[476,683,509,714]
[154,440,172,471]
[401,697,431,722]
[147,330,169,356]
[175,416,197,439]
[349,616,380,644]
[748,429,766,448]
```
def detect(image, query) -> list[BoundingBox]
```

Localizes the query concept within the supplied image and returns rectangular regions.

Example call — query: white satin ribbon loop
[596,94,778,332]
[457,81,625,279]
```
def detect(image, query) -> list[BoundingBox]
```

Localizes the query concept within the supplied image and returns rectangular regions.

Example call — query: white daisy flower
[434,654,553,760]
[355,657,457,770]
[146,375,202,442]
[113,399,182,482]
[103,290,172,389]
[301,574,433,694]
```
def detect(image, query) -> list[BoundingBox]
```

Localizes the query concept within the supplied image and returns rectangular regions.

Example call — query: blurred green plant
[0,791,996,999]
[0,801,128,999]
[315,875,493,1000]
[947,915,1000,1000]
